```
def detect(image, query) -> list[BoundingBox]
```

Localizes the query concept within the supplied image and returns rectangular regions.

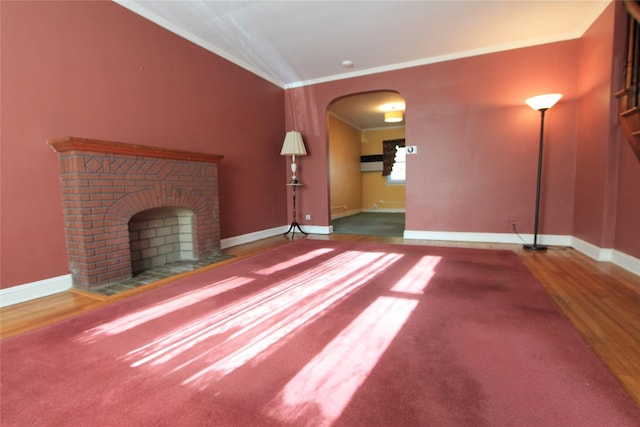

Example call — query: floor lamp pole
[524,108,548,251]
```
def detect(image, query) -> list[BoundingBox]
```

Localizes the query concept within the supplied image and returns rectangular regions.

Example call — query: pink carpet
[2,239,639,426]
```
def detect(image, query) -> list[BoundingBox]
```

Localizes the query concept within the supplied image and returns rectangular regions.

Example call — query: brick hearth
[48,137,223,291]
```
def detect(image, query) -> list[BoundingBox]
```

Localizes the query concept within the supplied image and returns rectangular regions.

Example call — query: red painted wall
[0,1,286,288]
[574,2,617,248]
[2,1,636,292]
[286,42,579,236]
[575,2,640,259]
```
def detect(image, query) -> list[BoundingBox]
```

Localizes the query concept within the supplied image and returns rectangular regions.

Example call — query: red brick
[53,146,220,288]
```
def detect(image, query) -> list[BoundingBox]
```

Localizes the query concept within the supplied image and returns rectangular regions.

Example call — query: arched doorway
[327,91,406,236]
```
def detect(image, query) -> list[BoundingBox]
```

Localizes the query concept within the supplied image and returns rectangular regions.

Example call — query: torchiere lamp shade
[525,93,562,111]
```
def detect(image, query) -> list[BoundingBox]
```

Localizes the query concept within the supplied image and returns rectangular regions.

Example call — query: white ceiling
[115,0,610,129]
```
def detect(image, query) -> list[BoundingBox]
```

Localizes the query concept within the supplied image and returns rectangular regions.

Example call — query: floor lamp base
[523,244,548,251]
[284,221,307,237]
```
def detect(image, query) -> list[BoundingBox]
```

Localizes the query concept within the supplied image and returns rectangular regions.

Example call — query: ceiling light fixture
[384,110,403,123]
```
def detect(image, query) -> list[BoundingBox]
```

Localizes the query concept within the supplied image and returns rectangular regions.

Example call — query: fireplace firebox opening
[129,207,195,275]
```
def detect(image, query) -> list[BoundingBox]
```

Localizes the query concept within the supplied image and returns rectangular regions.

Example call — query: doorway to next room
[327,91,407,237]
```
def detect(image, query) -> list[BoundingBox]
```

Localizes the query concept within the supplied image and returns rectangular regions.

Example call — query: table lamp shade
[281,131,307,156]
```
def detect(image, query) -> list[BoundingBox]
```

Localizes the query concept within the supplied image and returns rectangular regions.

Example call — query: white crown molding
[285,33,592,89]
[285,0,610,90]
[113,0,286,89]
[363,125,406,132]
[328,111,361,131]
[329,111,406,132]
[116,0,610,90]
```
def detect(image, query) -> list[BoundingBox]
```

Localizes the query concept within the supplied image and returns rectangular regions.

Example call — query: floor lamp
[523,93,562,251]
[281,131,307,236]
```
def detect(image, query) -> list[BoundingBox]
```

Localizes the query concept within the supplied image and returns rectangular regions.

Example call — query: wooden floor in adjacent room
[1,234,639,407]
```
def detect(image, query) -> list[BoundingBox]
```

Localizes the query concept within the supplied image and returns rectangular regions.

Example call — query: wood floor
[1,233,639,407]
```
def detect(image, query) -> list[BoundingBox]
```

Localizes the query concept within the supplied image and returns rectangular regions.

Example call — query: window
[387,145,406,184]
[382,138,406,184]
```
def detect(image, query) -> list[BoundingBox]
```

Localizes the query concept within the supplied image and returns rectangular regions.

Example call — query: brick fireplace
[48,137,223,291]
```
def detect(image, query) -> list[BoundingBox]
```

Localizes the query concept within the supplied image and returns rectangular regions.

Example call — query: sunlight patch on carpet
[113,249,403,388]
[77,276,254,342]
[391,255,441,294]
[254,248,334,275]
[269,296,418,427]
[268,254,439,425]
[181,251,403,388]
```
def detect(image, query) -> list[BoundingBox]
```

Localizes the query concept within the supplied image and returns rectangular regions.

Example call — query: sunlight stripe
[269,296,418,426]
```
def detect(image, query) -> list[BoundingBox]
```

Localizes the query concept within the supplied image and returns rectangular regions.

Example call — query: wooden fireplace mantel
[48,137,224,164]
